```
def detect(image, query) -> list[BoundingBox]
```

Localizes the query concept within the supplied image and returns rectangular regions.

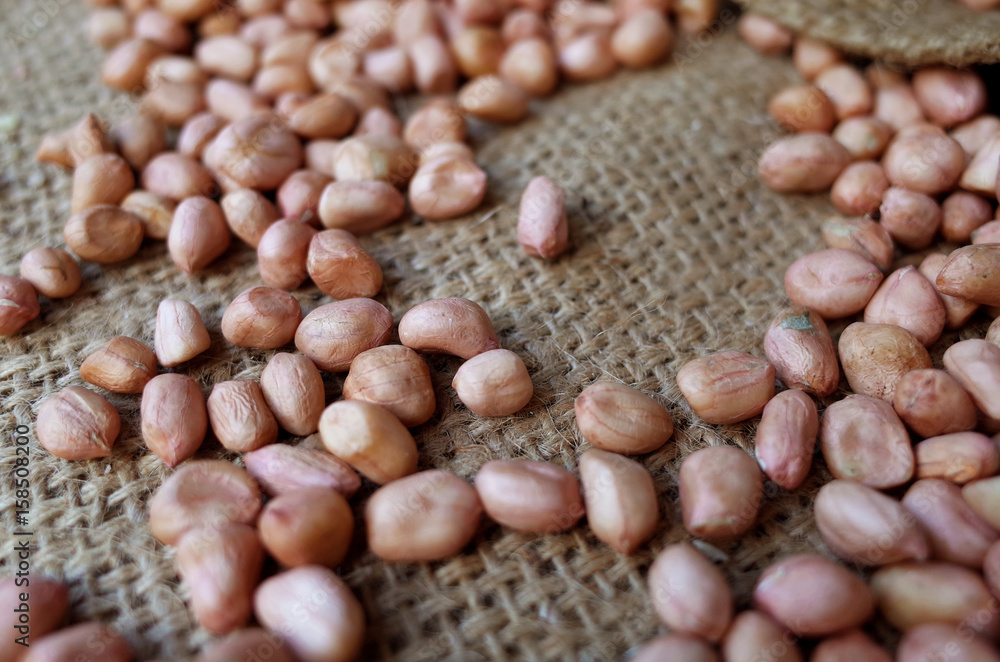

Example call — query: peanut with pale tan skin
[204,116,304,191]
[276,170,331,223]
[831,116,892,161]
[936,245,1000,307]
[366,469,483,562]
[316,181,406,235]
[501,9,552,45]
[892,369,977,438]
[647,542,733,642]
[915,432,998,484]
[204,79,270,122]
[0,576,68,662]
[912,67,988,127]
[679,446,763,540]
[112,114,166,170]
[141,373,206,467]
[363,47,414,94]
[155,299,211,367]
[574,381,673,455]
[295,298,393,372]
[146,55,208,86]
[18,247,80,300]
[452,349,533,417]
[559,32,618,82]
[36,113,114,169]
[943,339,1000,419]
[737,13,792,55]
[408,157,488,220]
[21,623,133,662]
[676,350,775,425]
[814,479,929,566]
[753,554,873,637]
[811,630,891,662]
[518,175,568,259]
[254,65,315,101]
[243,444,360,498]
[139,81,207,127]
[767,86,836,133]
[134,8,190,52]
[37,386,120,461]
[902,478,998,568]
[260,353,325,436]
[254,566,365,662]
[64,205,145,264]
[830,161,888,216]
[306,229,383,299]
[882,131,965,195]
[897,624,1000,662]
[141,152,217,200]
[148,459,262,546]
[784,249,883,319]
[221,286,302,350]
[611,9,673,69]
[194,629,297,662]
[451,26,504,78]
[792,37,842,81]
[758,133,851,192]
[195,34,258,82]
[763,306,839,396]
[918,253,979,329]
[820,394,914,489]
[633,634,720,662]
[499,38,558,97]
[863,266,946,347]
[475,459,584,533]
[872,562,998,636]
[458,75,530,123]
[398,298,500,359]
[257,219,316,290]
[578,448,658,555]
[342,345,435,427]
[176,523,264,635]
[838,322,931,402]
[409,35,458,95]
[879,187,942,250]
[259,487,354,568]
[755,389,818,491]
[974,221,1000,244]
[319,400,418,484]
[87,7,131,48]
[0,276,40,337]
[121,190,176,240]
[722,610,804,662]
[80,336,157,394]
[287,94,358,139]
[332,135,417,187]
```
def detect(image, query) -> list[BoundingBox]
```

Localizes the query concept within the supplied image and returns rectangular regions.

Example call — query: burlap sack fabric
[0,2,992,660]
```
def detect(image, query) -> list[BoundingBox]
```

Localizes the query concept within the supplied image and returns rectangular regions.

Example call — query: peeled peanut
[830,161,888,216]
[64,205,144,264]
[912,68,988,127]
[295,299,393,371]
[737,14,792,55]
[915,432,998,484]
[80,336,157,393]
[317,181,406,235]
[257,219,316,290]
[754,389,817,491]
[918,253,979,329]
[475,459,584,533]
[141,373,206,467]
[457,75,530,123]
[897,624,1000,662]
[820,394,914,489]
[36,386,120,461]
[499,38,558,97]
[148,459,262,545]
[578,448,658,555]
[902,478,998,568]
[259,487,353,568]
[306,230,383,299]
[816,64,872,119]
[220,189,280,247]
[831,116,892,161]
[758,133,851,192]
[763,306,838,396]
[872,562,998,635]
[452,349,533,417]
[784,249,883,319]
[838,322,931,402]
[221,287,302,349]
[141,152,217,200]
[207,380,279,453]
[863,267,945,347]
[408,157,488,220]
[811,630,891,662]
[680,446,763,540]
[518,175,568,259]
[342,345,435,427]
[254,566,365,662]
[243,444,360,498]
[943,339,1000,419]
[0,277,39,336]
[574,381,672,455]
[936,245,1000,307]
[168,196,232,274]
[647,542,733,642]
[0,576,68,662]
[820,216,893,272]
[259,353,325,436]
[768,86,836,133]
[20,622,132,662]
[154,299,211,367]
[722,610,804,662]
[366,470,483,561]
[632,634,720,662]
[19,247,81,299]
[815,479,929,566]
[319,400,418,484]
[398,298,499,359]
[676,350,775,425]
[893,369,978,438]
[753,555,873,637]
[121,190,176,240]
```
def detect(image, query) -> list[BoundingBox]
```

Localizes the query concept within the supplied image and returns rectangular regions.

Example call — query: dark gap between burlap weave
[0,2,993,660]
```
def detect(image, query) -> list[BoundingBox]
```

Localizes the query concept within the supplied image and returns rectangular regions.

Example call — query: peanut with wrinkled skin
[902,478,998,568]
[207,380,279,453]
[342,345,435,427]
[18,247,81,300]
[295,298,393,371]
[366,469,483,561]
[892,369,978,438]
[936,245,1000,307]
[838,322,931,402]
[408,157,488,220]
[80,336,157,394]
[259,487,354,568]
[815,479,929,566]
[647,542,733,642]
[768,85,836,133]
[518,175,568,259]
[221,286,302,349]
[475,459,584,533]
[452,349,533,417]
[676,350,775,425]
[758,133,851,192]
[917,253,979,329]
[763,306,839,396]
[754,389,818,491]
[784,249,883,319]
[204,116,304,191]
[574,381,673,455]
[37,386,120,461]
[914,432,998,484]
[820,394,914,489]
[680,446,763,540]
[306,229,383,299]
[260,353,325,436]
[220,189,279,247]
[317,181,406,234]
[21,623,133,662]
[863,267,946,347]
[243,444,360,498]
[257,219,316,290]
[141,373,206,467]
[943,339,1000,420]
[722,610,804,662]
[169,196,232,274]
[398,298,499,359]
[578,448,658,555]
[64,205,145,264]
[121,190,176,240]
[319,400,418,484]
[155,299,211,367]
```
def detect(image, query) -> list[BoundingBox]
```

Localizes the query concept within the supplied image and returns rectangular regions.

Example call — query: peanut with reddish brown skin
[882,131,965,195]
[632,634,720,662]
[831,116,892,160]
[893,369,978,438]
[21,623,133,662]
[260,353,325,436]
[917,253,979,329]
[754,555,873,637]
[112,114,166,170]
[319,400,418,485]
[811,630,891,662]
[475,459,584,533]
[141,152,217,200]
[792,38,842,81]
[257,219,316,290]
[830,161,888,216]
[574,381,673,455]
[169,196,232,274]
[676,350,775,425]
[680,446,763,540]
[763,306,838,396]
[758,133,851,192]
[207,381,278,453]
[366,469,483,561]
[755,389,817,491]
[342,345,435,427]
[254,566,365,662]
[964,478,1000,531]
[176,523,264,635]
[155,299,211,367]
[912,68,988,127]
[872,562,998,636]
[221,287,302,350]
[767,86,836,133]
[722,610,804,662]
[80,336,157,394]
[452,349,533,417]
[874,84,926,132]
[820,394,914,489]
[915,432,998,484]
[960,134,1000,194]
[220,189,279,247]
[141,373,206,467]
[499,38,558,97]
[37,386,120,460]
[647,542,733,642]
[64,205,144,264]
[518,176,568,259]
[943,339,1000,419]
[398,298,499,359]
[902,478,998,568]
[204,116,304,191]
[936,245,1000,307]
[578,448,658,555]
[897,624,1000,662]
[838,322,931,402]
[306,230,383,299]
[295,298,393,372]
[0,277,40,336]
[243,444,360,498]
[121,190,176,240]
[194,630,297,662]
[863,267,946,347]
[737,13,792,55]
[332,135,417,187]
[148,459,262,545]
[784,249,883,319]
[815,480,929,566]
[259,487,354,568]
[408,157,488,220]
[0,576,68,662]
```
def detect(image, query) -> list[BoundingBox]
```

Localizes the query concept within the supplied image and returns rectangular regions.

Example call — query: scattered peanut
[784,249,883,319]
[295,298,393,371]
[676,350,775,425]
[168,196,232,274]
[0,276,40,336]
[306,229,384,299]
[754,389,818,491]
[63,205,145,264]
[319,400,418,484]
[80,336,157,393]
[518,175,568,259]
[259,487,354,568]
[647,542,733,642]
[820,394,914,489]
[475,459,584,533]
[452,349,533,417]
[221,286,302,349]
[260,353,325,436]
[892,369,978,438]
[838,322,931,402]
[574,381,673,455]
[141,373,206,467]
[398,298,499,359]
[257,219,317,290]
[37,386,121,460]
[578,448,658,555]
[763,306,839,396]
[154,299,212,367]
[679,446,763,540]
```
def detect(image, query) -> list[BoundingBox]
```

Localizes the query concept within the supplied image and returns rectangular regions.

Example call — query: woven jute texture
[0,3,990,661]
[740,0,1000,67]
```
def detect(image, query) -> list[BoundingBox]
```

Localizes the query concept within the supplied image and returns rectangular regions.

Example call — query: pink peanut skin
[518,176,568,259]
